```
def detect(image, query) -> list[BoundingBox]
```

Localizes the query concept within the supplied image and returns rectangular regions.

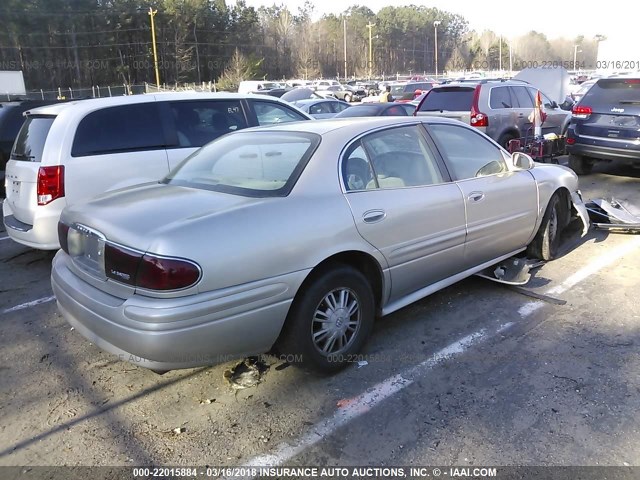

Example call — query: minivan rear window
[581,79,640,107]
[11,116,55,162]
[418,87,475,112]
[72,103,165,157]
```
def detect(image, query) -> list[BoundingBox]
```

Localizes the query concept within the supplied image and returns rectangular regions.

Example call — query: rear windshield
[335,106,381,117]
[581,79,640,107]
[164,131,320,197]
[11,116,55,162]
[418,87,475,112]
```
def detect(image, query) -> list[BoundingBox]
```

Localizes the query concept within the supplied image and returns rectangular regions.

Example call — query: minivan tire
[278,265,375,373]
[497,133,517,150]
[568,153,593,175]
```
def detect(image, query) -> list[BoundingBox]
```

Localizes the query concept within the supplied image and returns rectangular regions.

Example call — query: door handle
[468,191,485,202]
[363,209,386,223]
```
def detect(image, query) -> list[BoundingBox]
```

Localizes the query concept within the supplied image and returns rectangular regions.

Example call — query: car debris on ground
[586,198,640,233]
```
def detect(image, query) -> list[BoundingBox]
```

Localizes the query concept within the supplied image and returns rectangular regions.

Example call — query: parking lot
[1,159,640,469]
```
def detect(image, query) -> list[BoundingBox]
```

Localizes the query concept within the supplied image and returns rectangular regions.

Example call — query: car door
[427,123,538,268]
[162,100,249,170]
[66,102,171,201]
[341,124,466,302]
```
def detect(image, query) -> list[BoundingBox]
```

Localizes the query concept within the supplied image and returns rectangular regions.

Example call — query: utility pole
[499,35,502,72]
[148,8,161,88]
[573,44,581,71]
[433,20,441,78]
[367,22,376,80]
[343,18,347,80]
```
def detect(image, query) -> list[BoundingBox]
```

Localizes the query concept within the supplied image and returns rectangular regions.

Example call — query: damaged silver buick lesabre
[51,117,589,373]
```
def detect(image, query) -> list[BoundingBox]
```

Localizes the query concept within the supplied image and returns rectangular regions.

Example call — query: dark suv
[0,99,64,197]
[415,79,571,148]
[566,77,640,174]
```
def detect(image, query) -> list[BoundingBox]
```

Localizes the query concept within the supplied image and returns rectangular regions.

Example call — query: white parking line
[0,236,11,241]
[242,329,490,470]
[518,236,640,318]
[240,236,640,471]
[2,295,56,314]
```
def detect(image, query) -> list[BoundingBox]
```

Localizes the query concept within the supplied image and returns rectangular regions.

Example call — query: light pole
[573,44,581,71]
[433,20,441,78]
[367,22,376,80]
[148,8,161,88]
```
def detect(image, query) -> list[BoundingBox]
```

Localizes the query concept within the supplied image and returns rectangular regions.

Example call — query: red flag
[528,90,547,136]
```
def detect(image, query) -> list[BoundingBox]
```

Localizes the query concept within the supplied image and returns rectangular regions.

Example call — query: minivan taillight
[58,222,70,253]
[37,166,65,205]
[572,105,593,119]
[104,244,200,291]
[470,85,488,127]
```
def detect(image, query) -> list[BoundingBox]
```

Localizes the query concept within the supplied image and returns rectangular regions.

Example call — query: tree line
[0,0,602,91]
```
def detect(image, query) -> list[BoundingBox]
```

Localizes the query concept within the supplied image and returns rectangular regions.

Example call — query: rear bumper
[2,200,62,250]
[567,127,640,163]
[51,251,302,370]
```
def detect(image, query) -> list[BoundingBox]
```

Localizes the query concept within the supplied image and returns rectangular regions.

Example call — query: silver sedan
[52,117,587,373]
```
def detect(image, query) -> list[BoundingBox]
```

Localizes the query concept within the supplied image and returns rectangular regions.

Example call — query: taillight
[136,254,201,291]
[572,105,592,119]
[37,166,65,205]
[104,244,200,291]
[58,222,70,253]
[566,137,576,145]
[470,85,488,127]
[104,244,142,286]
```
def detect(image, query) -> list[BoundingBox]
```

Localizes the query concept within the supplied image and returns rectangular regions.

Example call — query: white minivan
[3,92,311,249]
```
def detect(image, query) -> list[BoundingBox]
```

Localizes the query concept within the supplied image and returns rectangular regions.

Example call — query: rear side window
[418,88,475,112]
[384,105,408,116]
[72,103,164,157]
[169,100,247,148]
[11,116,55,162]
[511,86,534,108]
[489,86,513,109]
[429,124,508,180]
[581,79,640,106]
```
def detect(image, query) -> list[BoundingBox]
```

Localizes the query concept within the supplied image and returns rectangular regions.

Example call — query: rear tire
[527,192,567,261]
[278,265,375,373]
[344,93,352,103]
[568,153,593,175]
[497,133,517,150]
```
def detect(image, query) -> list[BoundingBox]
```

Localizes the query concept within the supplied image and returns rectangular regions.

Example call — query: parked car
[3,92,311,250]
[237,81,282,94]
[52,117,587,374]
[333,102,415,118]
[0,99,67,198]
[415,80,571,148]
[312,79,341,90]
[567,77,640,174]
[396,81,438,102]
[570,79,597,104]
[292,98,350,119]
[316,84,366,102]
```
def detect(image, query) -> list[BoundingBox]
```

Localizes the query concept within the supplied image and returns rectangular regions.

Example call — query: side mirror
[550,101,559,109]
[512,152,535,170]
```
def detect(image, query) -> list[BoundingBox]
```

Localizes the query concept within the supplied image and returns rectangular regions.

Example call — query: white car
[3,92,310,249]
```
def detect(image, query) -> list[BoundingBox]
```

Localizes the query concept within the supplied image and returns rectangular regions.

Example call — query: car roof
[23,92,292,117]
[239,115,465,137]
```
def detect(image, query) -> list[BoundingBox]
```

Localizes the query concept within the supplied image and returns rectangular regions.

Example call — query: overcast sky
[233,0,631,41]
